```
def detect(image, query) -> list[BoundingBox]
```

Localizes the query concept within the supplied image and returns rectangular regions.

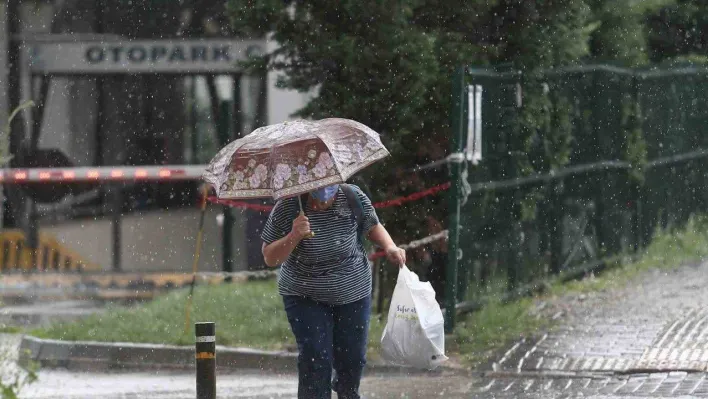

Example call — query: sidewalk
[0,299,104,327]
[18,369,474,399]
[9,261,708,397]
[4,334,475,399]
[470,260,708,397]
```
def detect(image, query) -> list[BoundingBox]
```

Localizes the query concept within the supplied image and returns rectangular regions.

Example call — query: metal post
[232,74,242,139]
[456,86,470,303]
[111,184,122,272]
[445,66,466,333]
[26,75,50,262]
[189,77,198,163]
[195,322,216,399]
[630,74,646,251]
[6,0,25,231]
[217,101,234,278]
[549,180,563,275]
[7,0,21,154]
[376,259,385,315]
[254,70,268,129]
[0,2,6,230]
[94,0,105,167]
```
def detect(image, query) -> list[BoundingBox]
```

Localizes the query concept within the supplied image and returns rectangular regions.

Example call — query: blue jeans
[283,295,371,399]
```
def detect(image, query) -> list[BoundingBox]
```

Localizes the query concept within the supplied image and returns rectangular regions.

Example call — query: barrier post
[195,322,216,399]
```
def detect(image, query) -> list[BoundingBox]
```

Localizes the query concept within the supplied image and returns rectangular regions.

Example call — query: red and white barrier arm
[0,165,208,184]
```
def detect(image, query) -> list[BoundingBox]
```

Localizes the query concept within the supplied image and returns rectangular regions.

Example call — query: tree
[588,0,673,65]
[490,0,594,70]
[646,0,708,62]
[226,0,675,258]
[227,0,489,245]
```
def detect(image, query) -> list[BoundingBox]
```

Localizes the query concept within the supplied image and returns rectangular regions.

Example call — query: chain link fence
[447,64,708,326]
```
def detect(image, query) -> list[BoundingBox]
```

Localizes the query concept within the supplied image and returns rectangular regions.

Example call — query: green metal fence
[445,64,708,331]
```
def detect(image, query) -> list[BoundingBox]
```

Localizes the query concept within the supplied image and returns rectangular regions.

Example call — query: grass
[27,215,708,369]
[448,215,708,367]
[29,280,386,360]
[0,326,23,334]
[31,281,291,348]
[449,297,547,367]
[553,215,708,295]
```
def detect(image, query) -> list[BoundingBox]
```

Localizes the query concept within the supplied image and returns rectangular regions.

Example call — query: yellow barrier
[0,230,100,272]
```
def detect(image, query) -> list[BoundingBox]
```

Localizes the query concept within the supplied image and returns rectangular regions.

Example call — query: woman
[261,183,406,399]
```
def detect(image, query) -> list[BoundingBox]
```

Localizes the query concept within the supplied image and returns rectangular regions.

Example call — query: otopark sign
[27,38,266,74]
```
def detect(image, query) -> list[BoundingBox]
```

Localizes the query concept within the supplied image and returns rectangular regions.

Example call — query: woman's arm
[262,213,311,267]
[262,234,299,268]
[368,224,406,266]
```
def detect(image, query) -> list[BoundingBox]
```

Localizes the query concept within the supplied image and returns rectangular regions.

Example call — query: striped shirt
[261,185,380,305]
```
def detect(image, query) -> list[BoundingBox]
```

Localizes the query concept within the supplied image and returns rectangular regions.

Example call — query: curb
[0,271,277,301]
[19,335,469,376]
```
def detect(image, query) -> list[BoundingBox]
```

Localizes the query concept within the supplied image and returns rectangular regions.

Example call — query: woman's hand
[385,245,406,267]
[290,213,312,241]
[262,213,311,267]
[368,224,406,267]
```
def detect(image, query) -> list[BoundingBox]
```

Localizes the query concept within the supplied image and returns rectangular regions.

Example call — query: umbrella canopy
[203,118,389,200]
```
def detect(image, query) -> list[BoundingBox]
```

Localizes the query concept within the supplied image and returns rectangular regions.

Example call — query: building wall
[265,38,315,125]
[42,207,245,272]
[0,2,316,271]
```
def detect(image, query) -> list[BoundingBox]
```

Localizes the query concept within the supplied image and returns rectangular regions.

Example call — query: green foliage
[0,318,37,399]
[587,0,673,65]
[228,0,438,137]
[621,91,647,184]
[224,0,670,238]
[450,296,546,367]
[454,213,708,368]
[0,350,37,399]
[492,0,595,69]
[226,0,498,245]
[646,0,707,62]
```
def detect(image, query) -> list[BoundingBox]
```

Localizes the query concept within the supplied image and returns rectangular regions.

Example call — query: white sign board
[27,38,266,74]
[466,84,482,164]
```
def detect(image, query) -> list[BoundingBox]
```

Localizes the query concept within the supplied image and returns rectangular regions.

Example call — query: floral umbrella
[203,118,390,201]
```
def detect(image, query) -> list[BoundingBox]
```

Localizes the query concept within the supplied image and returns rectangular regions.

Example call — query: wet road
[18,368,704,398]
[19,369,474,399]
[9,261,708,398]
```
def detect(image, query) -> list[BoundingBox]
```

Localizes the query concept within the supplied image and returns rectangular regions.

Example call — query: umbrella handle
[300,210,315,239]
[297,196,315,239]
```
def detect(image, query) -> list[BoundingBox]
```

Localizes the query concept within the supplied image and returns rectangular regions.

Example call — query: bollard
[195,322,216,399]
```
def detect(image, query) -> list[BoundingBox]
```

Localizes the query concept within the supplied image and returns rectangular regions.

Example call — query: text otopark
[84,44,233,64]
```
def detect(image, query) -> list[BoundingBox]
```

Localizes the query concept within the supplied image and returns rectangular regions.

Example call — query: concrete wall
[42,207,250,272]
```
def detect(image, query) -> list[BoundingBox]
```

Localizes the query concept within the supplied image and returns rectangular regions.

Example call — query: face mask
[311,185,339,202]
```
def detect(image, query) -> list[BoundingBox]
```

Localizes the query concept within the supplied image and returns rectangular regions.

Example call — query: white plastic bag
[380,265,448,370]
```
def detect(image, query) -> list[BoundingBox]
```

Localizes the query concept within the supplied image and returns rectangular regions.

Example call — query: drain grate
[631,348,708,372]
[630,309,708,372]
